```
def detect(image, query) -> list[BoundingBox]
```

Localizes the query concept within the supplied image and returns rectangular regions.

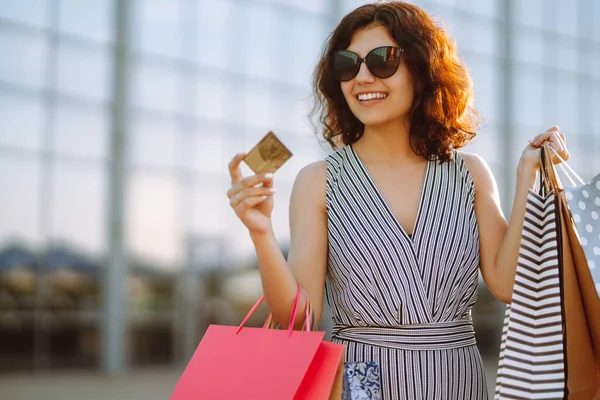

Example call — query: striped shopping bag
[495,167,566,398]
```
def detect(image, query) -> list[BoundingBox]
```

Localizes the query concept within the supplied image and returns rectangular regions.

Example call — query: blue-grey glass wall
[0,2,599,397]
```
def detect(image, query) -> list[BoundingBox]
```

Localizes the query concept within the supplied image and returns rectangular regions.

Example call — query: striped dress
[325,145,488,399]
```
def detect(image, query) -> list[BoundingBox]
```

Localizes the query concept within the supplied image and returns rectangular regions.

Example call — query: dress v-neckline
[349,145,431,241]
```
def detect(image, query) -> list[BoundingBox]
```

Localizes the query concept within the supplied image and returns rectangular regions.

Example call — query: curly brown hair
[311,1,480,162]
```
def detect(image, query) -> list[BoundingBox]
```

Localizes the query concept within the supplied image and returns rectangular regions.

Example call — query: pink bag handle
[235,282,311,336]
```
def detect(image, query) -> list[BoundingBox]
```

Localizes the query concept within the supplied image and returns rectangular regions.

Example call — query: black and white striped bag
[495,187,566,399]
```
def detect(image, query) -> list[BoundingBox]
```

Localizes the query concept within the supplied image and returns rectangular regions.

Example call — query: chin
[351,102,411,128]
[356,112,403,128]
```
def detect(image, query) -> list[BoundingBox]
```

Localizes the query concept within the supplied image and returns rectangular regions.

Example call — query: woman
[227,2,568,399]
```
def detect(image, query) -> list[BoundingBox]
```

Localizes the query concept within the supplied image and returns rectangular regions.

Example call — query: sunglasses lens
[332,50,360,81]
[366,47,401,79]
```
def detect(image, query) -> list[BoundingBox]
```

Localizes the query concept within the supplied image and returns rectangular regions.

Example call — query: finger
[557,132,566,148]
[554,133,570,161]
[236,196,269,214]
[228,152,247,184]
[226,181,246,199]
[262,173,275,189]
[549,131,565,149]
[547,133,570,163]
[228,187,246,207]
[531,128,559,147]
[530,133,549,147]
[240,173,274,189]
[229,186,276,207]
[549,132,568,157]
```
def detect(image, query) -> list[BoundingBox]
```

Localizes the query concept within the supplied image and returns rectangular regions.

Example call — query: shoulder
[296,160,327,184]
[457,151,488,174]
[290,161,327,210]
[456,151,498,194]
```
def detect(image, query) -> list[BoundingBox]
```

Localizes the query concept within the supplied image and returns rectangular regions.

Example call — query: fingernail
[260,196,267,200]
[269,188,277,194]
[264,173,274,179]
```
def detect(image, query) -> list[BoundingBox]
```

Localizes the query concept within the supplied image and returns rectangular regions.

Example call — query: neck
[353,118,421,164]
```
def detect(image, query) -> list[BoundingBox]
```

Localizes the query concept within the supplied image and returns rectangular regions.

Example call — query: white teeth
[358,93,387,101]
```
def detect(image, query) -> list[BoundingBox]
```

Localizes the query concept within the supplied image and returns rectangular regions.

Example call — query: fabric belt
[332,319,477,351]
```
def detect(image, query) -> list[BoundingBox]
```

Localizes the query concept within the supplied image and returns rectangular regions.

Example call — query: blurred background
[1,0,600,399]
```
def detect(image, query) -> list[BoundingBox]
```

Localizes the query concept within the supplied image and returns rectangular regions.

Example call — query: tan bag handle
[545,142,585,186]
[539,143,559,193]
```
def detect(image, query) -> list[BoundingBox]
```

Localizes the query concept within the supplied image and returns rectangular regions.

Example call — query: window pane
[555,74,579,135]
[546,39,578,73]
[580,47,595,77]
[135,0,180,58]
[244,85,275,129]
[57,44,111,102]
[0,30,48,89]
[285,134,323,174]
[0,156,40,246]
[512,65,543,127]
[196,73,238,122]
[0,93,44,150]
[54,103,109,160]
[193,128,236,174]
[513,28,544,65]
[468,58,500,122]
[550,0,577,37]
[244,4,284,80]
[452,0,499,17]
[127,172,183,266]
[130,116,181,168]
[593,1,600,41]
[51,162,106,254]
[466,124,501,165]
[271,92,311,134]
[132,62,178,113]
[593,50,600,78]
[58,0,115,43]
[425,0,455,5]
[197,0,238,70]
[512,0,543,29]
[179,72,196,117]
[290,96,313,134]
[592,83,600,129]
[289,14,327,86]
[0,0,49,28]
[454,20,498,57]
[191,176,228,237]
[270,0,329,14]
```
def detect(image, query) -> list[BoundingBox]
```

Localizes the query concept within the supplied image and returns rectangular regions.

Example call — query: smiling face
[340,24,414,129]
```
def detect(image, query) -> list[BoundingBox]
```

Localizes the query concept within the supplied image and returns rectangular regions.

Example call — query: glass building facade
[1,0,599,378]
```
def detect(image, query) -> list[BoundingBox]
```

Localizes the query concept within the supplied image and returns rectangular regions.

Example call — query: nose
[355,61,375,84]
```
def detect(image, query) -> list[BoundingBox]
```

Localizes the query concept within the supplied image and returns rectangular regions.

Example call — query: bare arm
[228,155,328,328]
[462,127,569,304]
[461,152,535,303]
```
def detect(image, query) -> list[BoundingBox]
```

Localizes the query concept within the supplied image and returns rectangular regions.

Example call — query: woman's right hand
[227,152,277,235]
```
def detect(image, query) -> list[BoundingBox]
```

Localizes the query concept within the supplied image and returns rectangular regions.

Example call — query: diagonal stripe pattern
[495,190,566,399]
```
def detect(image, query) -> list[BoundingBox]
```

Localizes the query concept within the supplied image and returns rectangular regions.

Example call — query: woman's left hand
[519,125,570,171]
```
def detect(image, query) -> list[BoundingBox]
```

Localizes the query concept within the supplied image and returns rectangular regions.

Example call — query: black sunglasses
[332,46,404,82]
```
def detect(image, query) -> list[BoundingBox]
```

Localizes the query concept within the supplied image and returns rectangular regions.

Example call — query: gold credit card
[243,131,293,174]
